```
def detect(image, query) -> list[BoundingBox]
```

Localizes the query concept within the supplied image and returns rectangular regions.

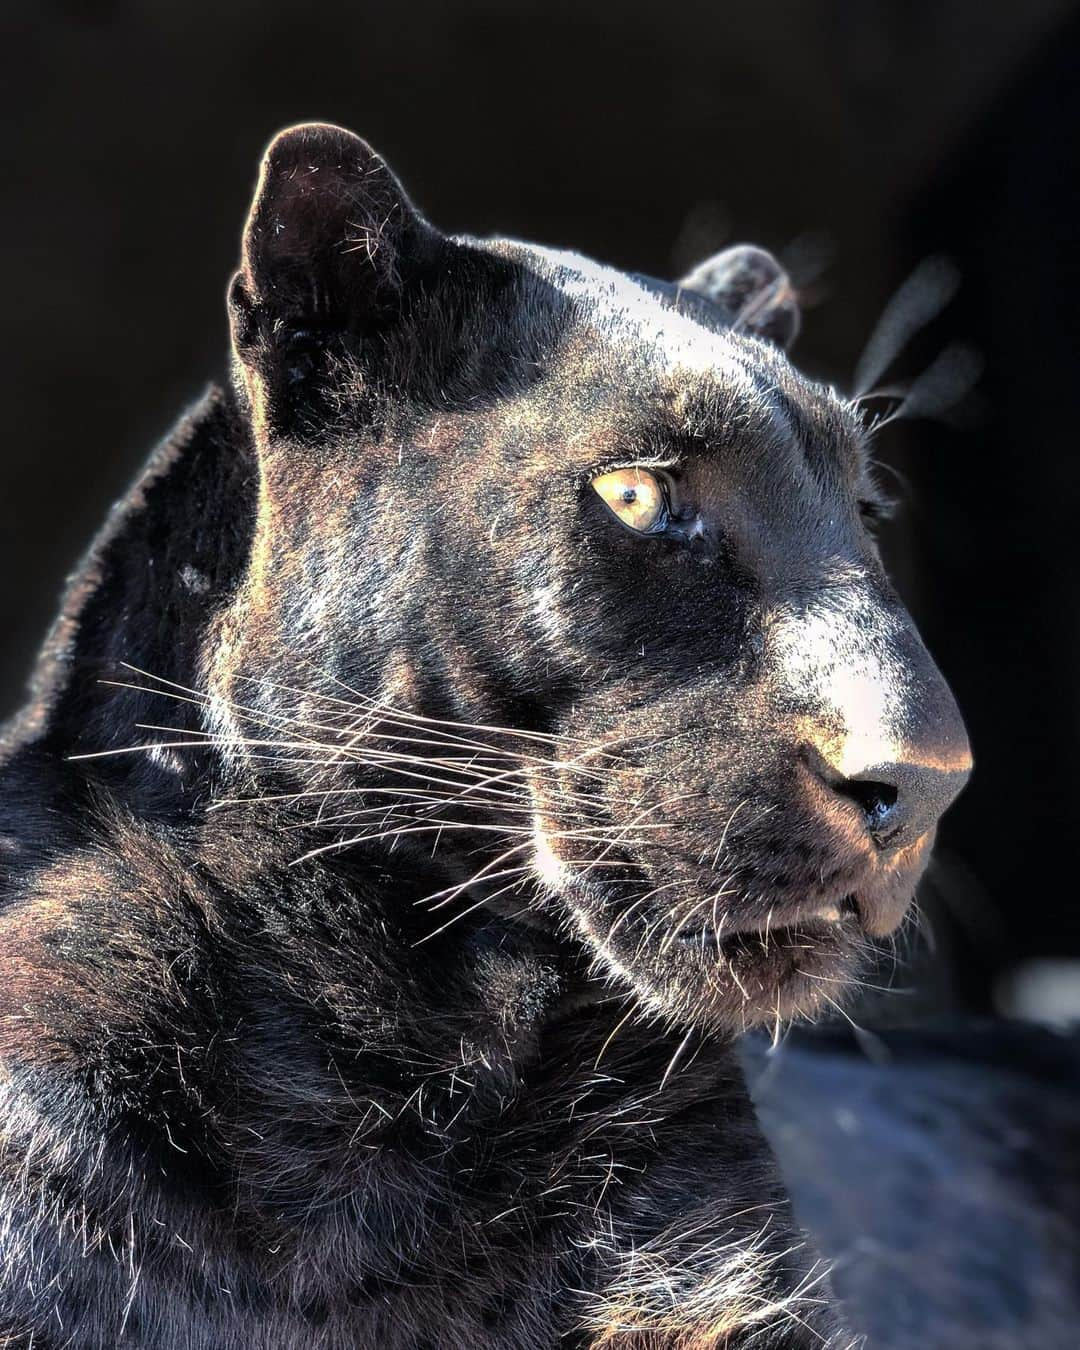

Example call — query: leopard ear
[229,123,436,354]
[678,245,800,348]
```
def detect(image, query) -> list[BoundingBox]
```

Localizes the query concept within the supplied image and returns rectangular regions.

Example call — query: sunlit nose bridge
[772,594,973,851]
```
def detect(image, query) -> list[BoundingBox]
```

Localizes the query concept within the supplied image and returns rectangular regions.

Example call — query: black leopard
[0,123,971,1348]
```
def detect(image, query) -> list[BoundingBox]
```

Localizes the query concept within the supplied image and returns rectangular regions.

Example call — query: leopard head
[212,123,971,1032]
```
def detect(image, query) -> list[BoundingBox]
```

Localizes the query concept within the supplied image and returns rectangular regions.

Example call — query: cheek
[569,537,750,664]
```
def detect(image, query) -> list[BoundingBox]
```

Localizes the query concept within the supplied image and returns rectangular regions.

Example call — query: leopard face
[215,123,971,1033]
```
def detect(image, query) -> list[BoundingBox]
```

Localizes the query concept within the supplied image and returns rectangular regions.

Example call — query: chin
[582,910,863,1032]
[559,864,927,1034]
[676,910,868,1030]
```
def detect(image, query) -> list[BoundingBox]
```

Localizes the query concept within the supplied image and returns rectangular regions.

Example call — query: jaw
[529,770,934,1031]
[551,863,925,1033]
[572,909,867,1032]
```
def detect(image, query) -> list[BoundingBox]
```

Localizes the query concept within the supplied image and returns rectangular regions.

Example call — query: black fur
[0,123,972,1347]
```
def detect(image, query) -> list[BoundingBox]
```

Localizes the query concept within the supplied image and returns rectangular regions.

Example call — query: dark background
[3,0,1079,1015]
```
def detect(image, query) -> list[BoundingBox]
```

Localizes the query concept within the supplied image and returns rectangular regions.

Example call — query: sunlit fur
[0,123,968,1347]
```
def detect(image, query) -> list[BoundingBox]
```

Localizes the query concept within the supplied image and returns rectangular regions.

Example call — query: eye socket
[591,467,669,534]
[858,496,895,534]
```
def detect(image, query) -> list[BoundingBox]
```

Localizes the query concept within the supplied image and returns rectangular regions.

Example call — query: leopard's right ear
[678,245,800,349]
[228,123,437,364]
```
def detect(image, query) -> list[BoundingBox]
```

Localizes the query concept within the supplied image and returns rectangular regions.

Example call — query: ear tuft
[233,123,431,344]
[679,244,800,348]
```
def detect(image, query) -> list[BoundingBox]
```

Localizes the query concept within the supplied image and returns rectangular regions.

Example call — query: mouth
[545,814,923,1028]
[560,867,881,1030]
[673,893,858,947]
[658,892,867,1027]
[805,902,845,924]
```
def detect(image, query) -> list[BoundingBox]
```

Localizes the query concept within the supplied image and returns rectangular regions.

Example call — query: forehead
[487,240,864,483]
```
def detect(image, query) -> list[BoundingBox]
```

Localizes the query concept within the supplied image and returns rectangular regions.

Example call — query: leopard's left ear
[229,122,438,356]
[678,245,800,348]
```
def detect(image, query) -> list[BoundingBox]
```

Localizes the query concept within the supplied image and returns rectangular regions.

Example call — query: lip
[674,894,858,946]
[769,892,860,930]
[803,903,844,924]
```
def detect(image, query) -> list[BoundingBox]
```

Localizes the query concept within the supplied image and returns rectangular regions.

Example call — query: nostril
[805,742,970,852]
[839,777,897,820]
[833,776,901,844]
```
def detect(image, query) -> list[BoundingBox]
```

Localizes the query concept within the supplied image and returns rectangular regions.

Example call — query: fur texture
[0,123,971,1347]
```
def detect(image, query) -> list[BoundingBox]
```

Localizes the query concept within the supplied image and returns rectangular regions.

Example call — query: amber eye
[591,467,668,533]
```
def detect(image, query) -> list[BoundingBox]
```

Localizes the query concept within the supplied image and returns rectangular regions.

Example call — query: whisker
[851,255,960,398]
[658,1025,697,1091]
[291,818,670,866]
[411,874,537,946]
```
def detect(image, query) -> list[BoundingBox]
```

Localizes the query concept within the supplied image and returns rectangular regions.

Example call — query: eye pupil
[591,466,667,534]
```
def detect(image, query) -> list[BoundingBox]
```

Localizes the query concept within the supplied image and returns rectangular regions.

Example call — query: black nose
[829,760,971,850]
